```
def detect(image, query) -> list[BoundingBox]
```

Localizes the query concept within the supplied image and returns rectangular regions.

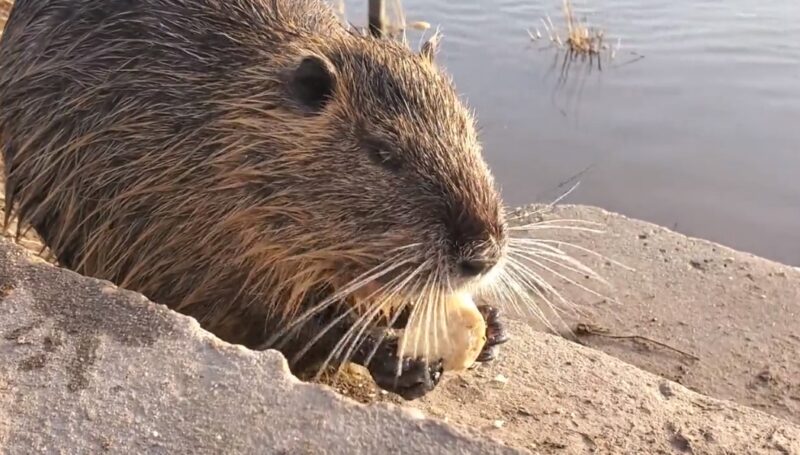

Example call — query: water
[342,0,800,266]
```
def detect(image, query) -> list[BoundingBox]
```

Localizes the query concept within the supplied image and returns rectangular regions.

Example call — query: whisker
[398,262,437,374]
[515,237,635,271]
[504,255,583,320]
[360,277,424,369]
[314,297,397,381]
[513,245,605,280]
[503,264,579,335]
[288,266,406,366]
[488,270,528,320]
[510,217,605,229]
[491,259,552,322]
[315,259,431,381]
[407,273,431,365]
[502,262,559,313]
[509,250,617,304]
[410,267,439,365]
[260,247,418,350]
[322,302,395,383]
[423,269,439,362]
[506,255,564,301]
[508,244,608,285]
[509,224,605,234]
[433,268,447,367]
[325,270,413,362]
[496,269,558,333]
[332,259,430,372]
[548,179,581,206]
[424,273,441,362]
[504,165,593,223]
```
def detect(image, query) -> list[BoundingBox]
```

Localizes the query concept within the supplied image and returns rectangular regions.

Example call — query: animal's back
[0,0,345,342]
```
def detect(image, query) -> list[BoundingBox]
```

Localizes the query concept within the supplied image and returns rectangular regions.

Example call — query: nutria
[0,0,510,399]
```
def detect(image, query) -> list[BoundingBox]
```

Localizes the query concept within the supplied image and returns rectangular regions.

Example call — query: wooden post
[368,0,386,38]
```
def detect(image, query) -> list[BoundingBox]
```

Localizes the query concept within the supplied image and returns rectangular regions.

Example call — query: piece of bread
[399,292,487,371]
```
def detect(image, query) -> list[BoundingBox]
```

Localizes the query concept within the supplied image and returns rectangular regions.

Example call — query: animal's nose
[458,253,499,278]
[445,202,506,279]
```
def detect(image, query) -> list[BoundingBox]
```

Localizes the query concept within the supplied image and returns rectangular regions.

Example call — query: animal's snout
[449,212,504,279]
[458,254,499,278]
[445,196,507,281]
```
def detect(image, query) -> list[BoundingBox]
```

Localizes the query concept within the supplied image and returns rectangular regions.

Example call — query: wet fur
[0,0,507,392]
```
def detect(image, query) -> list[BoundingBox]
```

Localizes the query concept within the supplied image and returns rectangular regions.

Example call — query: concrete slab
[0,242,519,454]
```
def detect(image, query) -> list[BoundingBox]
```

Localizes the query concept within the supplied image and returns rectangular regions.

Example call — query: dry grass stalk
[562,0,604,55]
[528,0,619,70]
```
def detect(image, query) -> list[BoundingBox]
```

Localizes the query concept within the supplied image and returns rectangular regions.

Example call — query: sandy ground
[318,204,800,450]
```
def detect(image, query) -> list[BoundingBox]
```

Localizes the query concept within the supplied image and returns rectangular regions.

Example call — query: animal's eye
[365,141,402,171]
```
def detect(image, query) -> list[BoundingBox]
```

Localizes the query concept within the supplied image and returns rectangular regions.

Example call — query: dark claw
[364,339,444,400]
[476,344,499,363]
[476,304,509,363]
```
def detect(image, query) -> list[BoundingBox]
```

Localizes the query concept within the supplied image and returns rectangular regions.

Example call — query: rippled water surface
[343,0,800,265]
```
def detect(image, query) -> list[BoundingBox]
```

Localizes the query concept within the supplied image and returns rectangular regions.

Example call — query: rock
[1,205,799,454]
[491,374,509,385]
[0,240,518,454]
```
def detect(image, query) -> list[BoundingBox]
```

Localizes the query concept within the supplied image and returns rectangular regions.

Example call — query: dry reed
[528,0,620,70]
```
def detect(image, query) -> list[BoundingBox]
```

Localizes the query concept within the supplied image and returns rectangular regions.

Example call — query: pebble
[492,420,505,429]
[405,407,426,420]
[492,374,509,385]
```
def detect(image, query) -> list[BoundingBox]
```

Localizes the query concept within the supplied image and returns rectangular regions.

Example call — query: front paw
[476,304,510,363]
[365,339,444,400]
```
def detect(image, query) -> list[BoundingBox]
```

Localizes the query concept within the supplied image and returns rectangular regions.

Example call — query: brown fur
[0,0,507,375]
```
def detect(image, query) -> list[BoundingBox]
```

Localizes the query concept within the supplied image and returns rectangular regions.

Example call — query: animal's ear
[420,31,442,64]
[286,54,337,112]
